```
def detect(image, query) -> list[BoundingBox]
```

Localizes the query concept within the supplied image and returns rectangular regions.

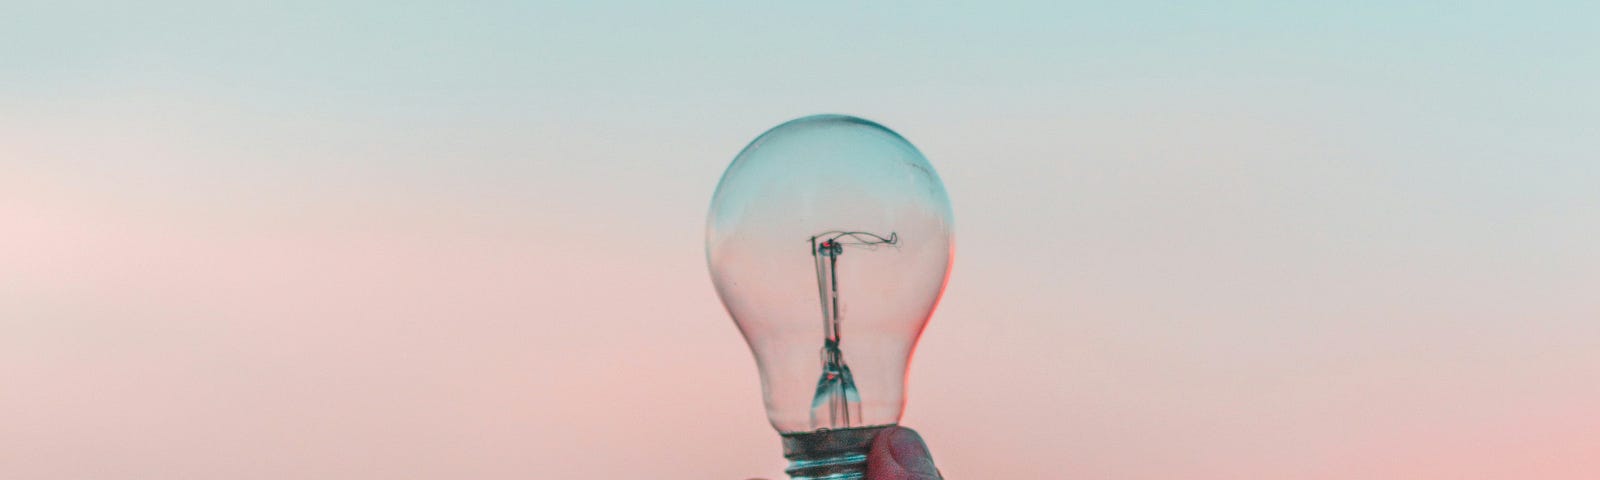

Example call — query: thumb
[866,426,942,480]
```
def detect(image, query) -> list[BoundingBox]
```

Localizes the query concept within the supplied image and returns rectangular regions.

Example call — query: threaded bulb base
[780,425,889,480]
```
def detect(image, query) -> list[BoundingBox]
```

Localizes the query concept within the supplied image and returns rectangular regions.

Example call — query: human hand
[866,426,942,480]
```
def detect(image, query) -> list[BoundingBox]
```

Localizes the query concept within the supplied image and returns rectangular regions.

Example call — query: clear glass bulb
[706,115,954,478]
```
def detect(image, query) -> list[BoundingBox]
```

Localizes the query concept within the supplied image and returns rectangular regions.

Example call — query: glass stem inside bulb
[808,231,897,429]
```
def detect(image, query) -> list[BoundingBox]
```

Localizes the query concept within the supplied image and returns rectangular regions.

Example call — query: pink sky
[4,3,1599,478]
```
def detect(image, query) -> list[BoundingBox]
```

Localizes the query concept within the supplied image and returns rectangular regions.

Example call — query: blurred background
[3,2,1597,479]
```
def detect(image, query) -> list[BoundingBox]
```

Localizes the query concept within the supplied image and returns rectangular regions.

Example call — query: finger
[866,426,942,480]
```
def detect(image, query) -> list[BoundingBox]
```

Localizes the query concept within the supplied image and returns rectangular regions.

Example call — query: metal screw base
[780,425,890,480]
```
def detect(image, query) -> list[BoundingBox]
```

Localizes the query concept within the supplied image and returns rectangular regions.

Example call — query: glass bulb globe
[706,114,954,478]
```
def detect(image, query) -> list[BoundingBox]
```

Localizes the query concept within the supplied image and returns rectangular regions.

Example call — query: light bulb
[706,115,954,478]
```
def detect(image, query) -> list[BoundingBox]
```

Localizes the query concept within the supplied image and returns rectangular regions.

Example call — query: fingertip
[889,428,938,475]
[868,426,940,479]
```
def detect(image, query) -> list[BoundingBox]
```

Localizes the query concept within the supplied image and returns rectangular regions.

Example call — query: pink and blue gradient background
[3,2,1597,478]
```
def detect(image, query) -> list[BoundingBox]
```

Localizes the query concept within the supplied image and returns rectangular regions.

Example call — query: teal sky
[4,2,1598,479]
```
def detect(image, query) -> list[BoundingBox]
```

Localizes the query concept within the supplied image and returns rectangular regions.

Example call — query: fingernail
[889,428,939,476]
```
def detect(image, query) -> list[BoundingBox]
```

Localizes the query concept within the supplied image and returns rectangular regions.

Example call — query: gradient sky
[3,2,1598,479]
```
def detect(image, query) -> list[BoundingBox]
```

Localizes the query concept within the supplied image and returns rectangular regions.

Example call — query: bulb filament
[807,231,897,429]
